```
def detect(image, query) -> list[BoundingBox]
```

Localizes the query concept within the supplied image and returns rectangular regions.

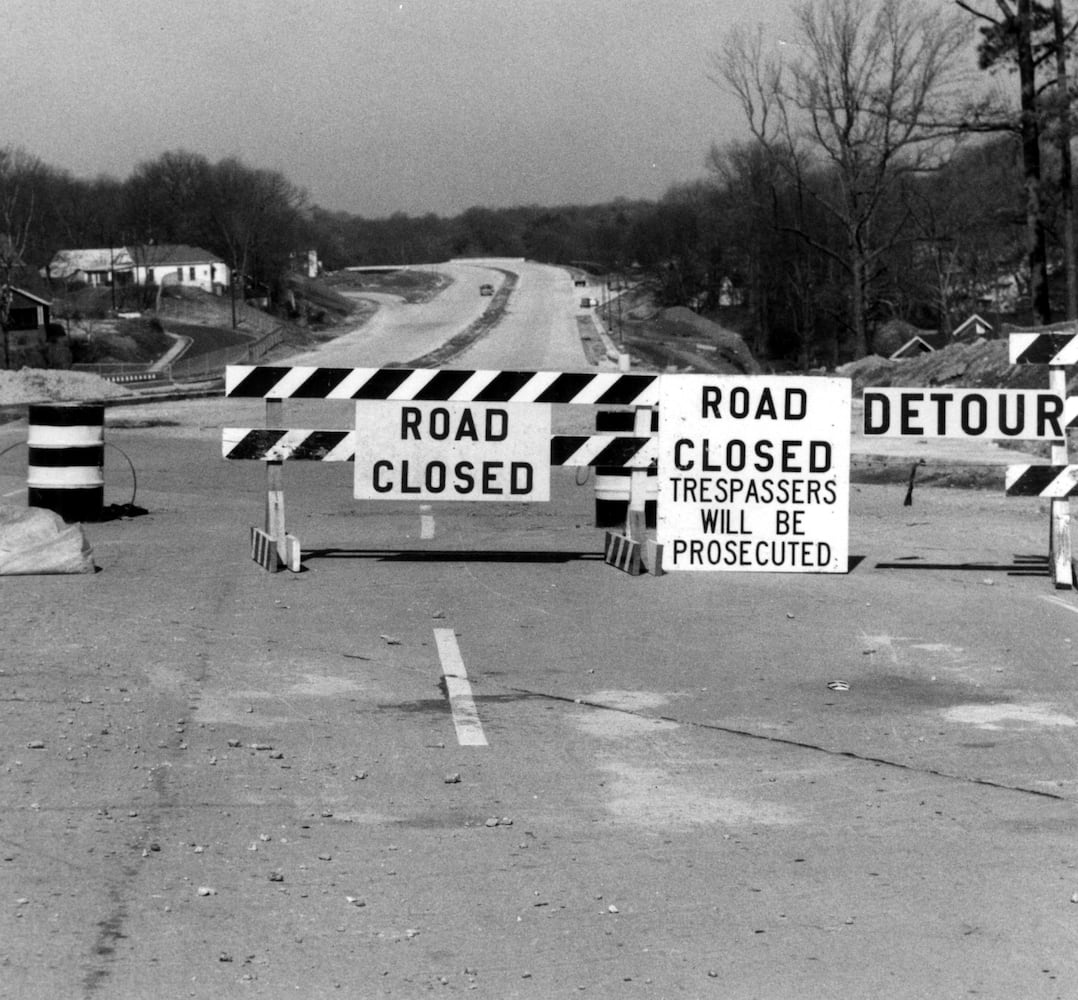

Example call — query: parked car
[479,283,494,296]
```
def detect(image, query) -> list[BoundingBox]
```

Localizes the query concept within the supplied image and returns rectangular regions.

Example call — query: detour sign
[657,375,850,573]
[863,388,1065,439]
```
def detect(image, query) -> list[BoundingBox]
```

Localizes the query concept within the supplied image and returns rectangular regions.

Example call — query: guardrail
[72,325,288,385]
[71,363,173,385]
[170,326,286,381]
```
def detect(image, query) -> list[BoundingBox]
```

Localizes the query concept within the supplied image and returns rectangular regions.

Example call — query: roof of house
[8,287,52,308]
[48,248,134,277]
[130,244,224,267]
[952,313,995,341]
[889,335,939,360]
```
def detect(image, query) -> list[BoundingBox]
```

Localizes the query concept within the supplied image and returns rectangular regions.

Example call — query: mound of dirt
[0,368,130,405]
[838,339,1062,395]
[650,307,760,374]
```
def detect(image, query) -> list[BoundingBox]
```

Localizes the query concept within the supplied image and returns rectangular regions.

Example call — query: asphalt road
[283,261,511,369]
[1,265,1077,999]
[452,259,592,371]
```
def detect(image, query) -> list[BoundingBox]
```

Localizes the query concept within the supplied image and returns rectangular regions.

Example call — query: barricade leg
[1049,365,1072,589]
[603,405,661,577]
[251,400,302,573]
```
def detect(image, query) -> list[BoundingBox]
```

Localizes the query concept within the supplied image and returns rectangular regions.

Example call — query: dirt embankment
[614,296,759,375]
[838,338,1068,396]
[0,368,130,406]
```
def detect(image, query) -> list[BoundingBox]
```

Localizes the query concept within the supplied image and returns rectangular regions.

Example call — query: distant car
[479,283,494,296]
[573,277,586,287]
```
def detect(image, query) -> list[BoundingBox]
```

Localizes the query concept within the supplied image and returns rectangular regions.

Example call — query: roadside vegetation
[0,0,1073,376]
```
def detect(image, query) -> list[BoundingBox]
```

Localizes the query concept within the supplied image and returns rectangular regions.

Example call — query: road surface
[1,279,1077,999]
[450,258,592,371]
[284,261,502,368]
[283,259,591,371]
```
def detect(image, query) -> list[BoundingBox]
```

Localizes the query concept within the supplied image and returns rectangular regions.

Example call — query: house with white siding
[128,244,229,293]
[47,244,230,294]
[46,247,135,286]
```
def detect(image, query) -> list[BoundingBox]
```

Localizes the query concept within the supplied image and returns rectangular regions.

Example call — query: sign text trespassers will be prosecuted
[657,376,850,574]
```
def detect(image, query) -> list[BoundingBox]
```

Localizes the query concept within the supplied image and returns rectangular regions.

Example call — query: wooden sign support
[258,399,300,572]
[1048,364,1072,588]
[603,405,663,576]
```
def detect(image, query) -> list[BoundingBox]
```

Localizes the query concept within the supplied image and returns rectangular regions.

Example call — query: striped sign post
[1009,325,1078,588]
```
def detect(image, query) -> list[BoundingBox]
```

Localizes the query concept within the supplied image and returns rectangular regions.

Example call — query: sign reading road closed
[657,375,850,573]
[354,401,551,501]
[863,388,1065,439]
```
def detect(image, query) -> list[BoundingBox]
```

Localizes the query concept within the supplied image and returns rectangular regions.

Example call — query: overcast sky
[4,0,798,218]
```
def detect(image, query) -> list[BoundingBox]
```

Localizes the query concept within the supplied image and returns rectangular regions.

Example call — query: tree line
[0,0,1073,369]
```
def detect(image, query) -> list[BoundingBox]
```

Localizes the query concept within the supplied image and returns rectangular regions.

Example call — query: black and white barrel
[27,402,105,522]
[593,409,658,529]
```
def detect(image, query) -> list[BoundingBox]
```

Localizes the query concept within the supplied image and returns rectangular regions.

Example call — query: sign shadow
[302,547,605,565]
[875,553,1048,577]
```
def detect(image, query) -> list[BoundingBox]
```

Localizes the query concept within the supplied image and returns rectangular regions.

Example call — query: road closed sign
[354,400,551,501]
[657,375,850,573]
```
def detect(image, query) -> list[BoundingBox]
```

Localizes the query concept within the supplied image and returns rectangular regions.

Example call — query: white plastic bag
[0,504,95,575]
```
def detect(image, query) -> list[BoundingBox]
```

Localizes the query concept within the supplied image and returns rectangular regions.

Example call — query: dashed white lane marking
[420,504,435,539]
[434,627,488,747]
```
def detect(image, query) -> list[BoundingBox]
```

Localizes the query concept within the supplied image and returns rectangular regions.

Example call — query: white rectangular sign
[863,388,1065,439]
[657,375,850,573]
[354,401,551,501]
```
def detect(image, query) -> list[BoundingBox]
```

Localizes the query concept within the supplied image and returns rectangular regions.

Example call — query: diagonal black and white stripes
[225,365,660,406]
[1006,465,1078,497]
[1009,331,1078,366]
[223,429,657,468]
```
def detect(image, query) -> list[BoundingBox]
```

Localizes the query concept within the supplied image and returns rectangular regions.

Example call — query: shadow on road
[875,553,1048,576]
[302,547,605,564]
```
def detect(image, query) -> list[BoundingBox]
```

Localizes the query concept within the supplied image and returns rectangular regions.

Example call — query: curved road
[282,258,598,372]
[450,258,594,371]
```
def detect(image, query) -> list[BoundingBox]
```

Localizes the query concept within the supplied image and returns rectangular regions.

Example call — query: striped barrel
[594,410,657,528]
[27,402,105,522]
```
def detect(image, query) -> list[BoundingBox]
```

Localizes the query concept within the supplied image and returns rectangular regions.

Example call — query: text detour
[862,388,1065,440]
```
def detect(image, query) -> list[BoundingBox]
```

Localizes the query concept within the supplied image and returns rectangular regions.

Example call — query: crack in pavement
[506,686,1068,802]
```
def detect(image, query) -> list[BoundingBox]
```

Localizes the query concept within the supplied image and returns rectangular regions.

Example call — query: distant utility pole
[109,242,117,312]
[616,282,623,348]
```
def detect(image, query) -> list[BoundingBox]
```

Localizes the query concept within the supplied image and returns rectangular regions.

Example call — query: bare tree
[0,148,43,368]
[205,159,307,327]
[1051,0,1076,319]
[954,1,1078,323]
[716,0,969,356]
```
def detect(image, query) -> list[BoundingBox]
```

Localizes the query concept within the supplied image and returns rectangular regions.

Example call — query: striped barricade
[1008,326,1078,588]
[223,429,657,469]
[224,364,663,575]
[1006,466,1078,498]
[225,365,660,406]
[1009,331,1078,367]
